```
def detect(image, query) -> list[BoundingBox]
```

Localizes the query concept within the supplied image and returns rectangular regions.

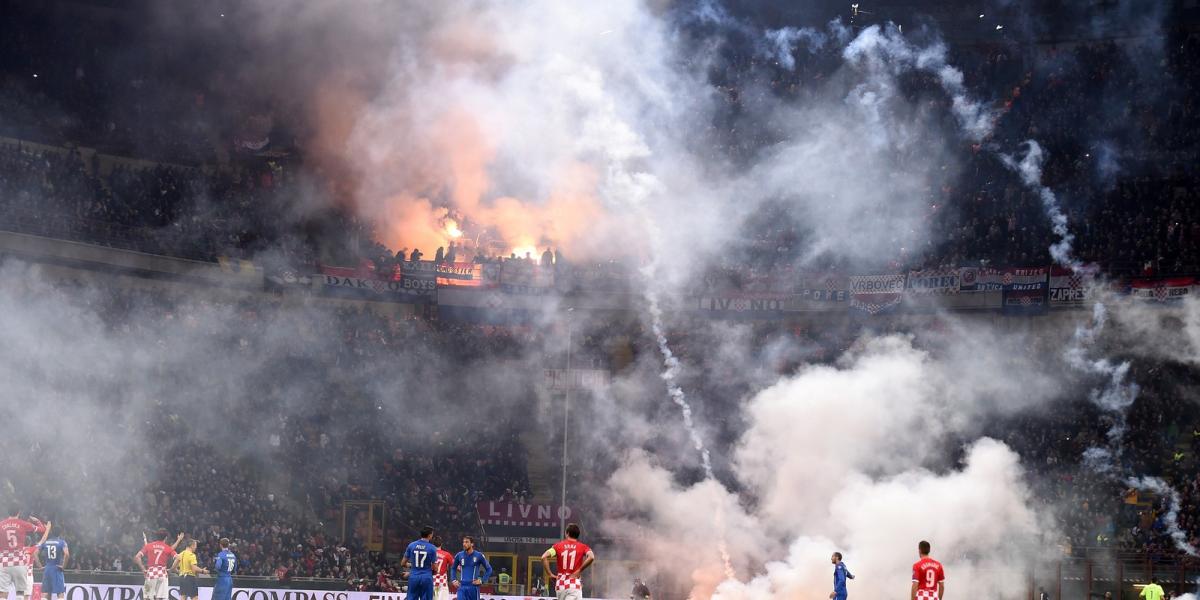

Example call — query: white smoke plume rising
[608,335,1054,598]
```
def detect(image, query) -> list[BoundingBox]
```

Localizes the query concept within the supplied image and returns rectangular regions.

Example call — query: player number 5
[4,531,16,547]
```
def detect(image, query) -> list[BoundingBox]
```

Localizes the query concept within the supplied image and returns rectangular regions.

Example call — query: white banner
[9,582,612,600]
[906,268,961,295]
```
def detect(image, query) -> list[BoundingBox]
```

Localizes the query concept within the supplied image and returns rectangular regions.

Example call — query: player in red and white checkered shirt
[134,530,184,600]
[910,540,945,600]
[0,508,49,600]
[540,523,595,600]
[431,536,453,600]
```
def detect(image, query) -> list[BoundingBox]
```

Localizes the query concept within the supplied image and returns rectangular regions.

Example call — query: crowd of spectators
[705,28,1200,277]
[991,359,1200,564]
[0,15,1196,279]
[0,279,533,588]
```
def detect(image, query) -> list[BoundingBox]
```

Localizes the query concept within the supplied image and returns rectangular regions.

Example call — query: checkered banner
[1130,277,1195,303]
[1049,266,1088,306]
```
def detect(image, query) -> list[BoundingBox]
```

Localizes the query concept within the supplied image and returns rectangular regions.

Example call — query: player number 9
[925,570,936,588]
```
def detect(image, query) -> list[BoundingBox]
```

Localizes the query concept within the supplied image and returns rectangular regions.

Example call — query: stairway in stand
[520,427,560,505]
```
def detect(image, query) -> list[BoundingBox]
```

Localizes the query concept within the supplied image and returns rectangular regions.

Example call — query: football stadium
[1,1,1200,599]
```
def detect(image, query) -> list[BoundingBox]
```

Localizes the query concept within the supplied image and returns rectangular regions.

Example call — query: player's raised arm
[29,516,48,533]
[171,533,185,551]
[34,522,51,547]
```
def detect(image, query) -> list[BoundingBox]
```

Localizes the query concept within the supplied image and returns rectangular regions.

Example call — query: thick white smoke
[608,335,1054,598]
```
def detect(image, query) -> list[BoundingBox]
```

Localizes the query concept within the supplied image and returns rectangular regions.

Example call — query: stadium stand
[0,1,1199,596]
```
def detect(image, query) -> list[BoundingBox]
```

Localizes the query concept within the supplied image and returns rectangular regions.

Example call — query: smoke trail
[1127,476,1200,557]
[998,141,1079,269]
[843,25,999,142]
[628,184,737,580]
[977,39,1200,561]
[840,16,1200,565]
[641,285,735,580]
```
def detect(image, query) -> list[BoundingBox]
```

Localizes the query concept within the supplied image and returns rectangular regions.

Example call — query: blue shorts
[406,573,433,600]
[41,568,65,594]
[834,594,848,600]
[455,586,479,600]
[212,578,234,600]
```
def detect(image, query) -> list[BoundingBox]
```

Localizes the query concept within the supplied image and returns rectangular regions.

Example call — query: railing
[0,206,221,263]
[1034,553,1199,599]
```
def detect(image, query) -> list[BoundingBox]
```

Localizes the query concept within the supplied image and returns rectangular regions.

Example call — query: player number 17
[414,550,427,567]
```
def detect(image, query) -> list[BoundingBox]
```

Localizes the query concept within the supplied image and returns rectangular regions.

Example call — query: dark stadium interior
[2,0,1200,599]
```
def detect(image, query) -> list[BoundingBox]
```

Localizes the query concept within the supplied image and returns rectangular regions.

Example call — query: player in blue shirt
[212,538,237,600]
[403,526,438,600]
[830,552,854,600]
[40,536,69,600]
[450,536,492,600]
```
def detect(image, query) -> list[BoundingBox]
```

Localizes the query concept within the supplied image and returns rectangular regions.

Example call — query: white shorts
[556,589,582,600]
[434,586,450,600]
[0,565,31,594]
[144,577,169,600]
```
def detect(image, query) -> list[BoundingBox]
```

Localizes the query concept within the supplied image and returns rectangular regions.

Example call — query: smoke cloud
[4,0,1195,598]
